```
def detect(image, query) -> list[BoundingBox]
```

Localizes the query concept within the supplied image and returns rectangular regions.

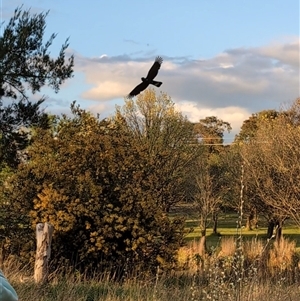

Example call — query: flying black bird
[127,56,163,98]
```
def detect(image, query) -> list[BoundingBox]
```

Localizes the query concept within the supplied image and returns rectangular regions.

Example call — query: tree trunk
[246,209,257,231]
[246,215,253,231]
[253,208,258,229]
[199,229,207,256]
[267,220,275,239]
[212,211,218,234]
[275,220,283,243]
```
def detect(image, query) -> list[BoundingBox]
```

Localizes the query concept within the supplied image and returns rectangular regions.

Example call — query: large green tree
[0,7,74,168]
[0,6,73,264]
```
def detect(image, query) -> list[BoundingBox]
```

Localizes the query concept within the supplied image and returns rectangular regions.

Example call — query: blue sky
[2,0,300,141]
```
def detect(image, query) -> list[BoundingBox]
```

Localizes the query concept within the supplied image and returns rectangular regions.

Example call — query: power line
[199,141,273,145]
[201,143,234,146]
[198,138,234,140]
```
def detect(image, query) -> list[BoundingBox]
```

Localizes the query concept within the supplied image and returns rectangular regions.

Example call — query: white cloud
[72,36,299,137]
[86,101,117,119]
[256,38,300,68]
[174,101,250,139]
[82,81,128,100]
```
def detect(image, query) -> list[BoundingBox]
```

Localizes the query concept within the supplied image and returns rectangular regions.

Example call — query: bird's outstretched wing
[127,81,149,98]
[146,56,163,81]
[127,56,163,98]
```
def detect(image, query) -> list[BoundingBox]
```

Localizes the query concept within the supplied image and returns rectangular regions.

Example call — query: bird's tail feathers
[151,80,162,87]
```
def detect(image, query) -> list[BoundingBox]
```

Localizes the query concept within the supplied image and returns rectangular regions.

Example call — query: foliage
[194,116,231,153]
[4,103,186,273]
[235,109,279,142]
[0,7,74,100]
[228,109,291,232]
[0,7,74,168]
[0,100,52,168]
[116,89,200,211]
[221,145,261,231]
[241,98,300,230]
[187,116,231,250]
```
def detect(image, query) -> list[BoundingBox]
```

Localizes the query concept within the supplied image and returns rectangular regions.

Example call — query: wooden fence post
[34,222,54,283]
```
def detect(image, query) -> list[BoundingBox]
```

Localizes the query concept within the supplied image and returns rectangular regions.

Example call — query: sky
[1,0,300,141]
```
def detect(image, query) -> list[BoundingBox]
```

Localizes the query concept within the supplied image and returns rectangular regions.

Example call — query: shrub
[4,105,186,275]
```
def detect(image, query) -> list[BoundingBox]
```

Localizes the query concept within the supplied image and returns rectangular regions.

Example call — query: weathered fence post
[34,222,54,283]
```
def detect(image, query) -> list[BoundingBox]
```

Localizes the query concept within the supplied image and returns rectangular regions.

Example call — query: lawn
[171,205,300,250]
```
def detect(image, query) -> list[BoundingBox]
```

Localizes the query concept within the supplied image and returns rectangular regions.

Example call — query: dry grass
[2,245,300,301]
[269,238,297,272]
[243,237,265,261]
[178,236,300,276]
[218,236,236,257]
[10,275,300,301]
[3,217,300,301]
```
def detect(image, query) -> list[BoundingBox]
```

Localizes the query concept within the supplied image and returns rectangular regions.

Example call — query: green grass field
[171,205,300,250]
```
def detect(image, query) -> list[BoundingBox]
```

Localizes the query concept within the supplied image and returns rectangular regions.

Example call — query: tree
[188,117,231,254]
[0,7,74,168]
[4,103,186,273]
[235,110,279,142]
[230,110,282,232]
[188,151,223,255]
[116,89,200,212]
[241,99,300,241]
[194,116,231,153]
